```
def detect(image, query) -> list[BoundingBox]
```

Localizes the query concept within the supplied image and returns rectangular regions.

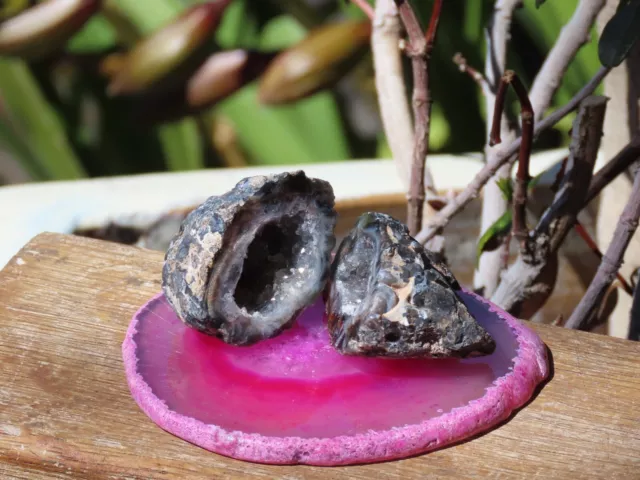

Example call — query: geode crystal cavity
[327,212,496,358]
[162,171,336,346]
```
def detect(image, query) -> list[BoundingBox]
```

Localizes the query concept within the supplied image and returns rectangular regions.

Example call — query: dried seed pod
[187,49,277,109]
[107,1,231,97]
[327,212,496,358]
[0,0,101,60]
[135,49,277,125]
[258,20,371,105]
[162,171,336,346]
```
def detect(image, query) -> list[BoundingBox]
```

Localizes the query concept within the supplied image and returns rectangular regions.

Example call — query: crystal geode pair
[162,171,496,358]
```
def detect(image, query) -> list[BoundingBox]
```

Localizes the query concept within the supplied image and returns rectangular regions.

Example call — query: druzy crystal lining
[162,171,336,346]
[123,290,548,466]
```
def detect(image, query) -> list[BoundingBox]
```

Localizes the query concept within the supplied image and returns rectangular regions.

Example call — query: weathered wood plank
[0,233,638,479]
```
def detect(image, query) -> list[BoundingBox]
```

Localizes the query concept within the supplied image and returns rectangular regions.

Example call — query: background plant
[0,0,601,183]
[1,0,639,338]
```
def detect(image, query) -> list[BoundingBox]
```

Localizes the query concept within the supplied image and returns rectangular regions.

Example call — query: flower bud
[135,49,275,125]
[107,1,231,97]
[186,49,276,108]
[258,20,371,105]
[0,0,102,60]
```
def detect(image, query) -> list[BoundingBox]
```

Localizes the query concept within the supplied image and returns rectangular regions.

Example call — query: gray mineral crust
[162,171,336,345]
[327,212,496,358]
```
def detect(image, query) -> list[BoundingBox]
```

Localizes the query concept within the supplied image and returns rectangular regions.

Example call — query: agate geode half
[162,171,336,345]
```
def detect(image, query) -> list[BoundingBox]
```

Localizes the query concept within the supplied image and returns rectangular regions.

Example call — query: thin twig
[452,53,488,93]
[474,0,520,297]
[350,0,375,20]
[371,0,415,190]
[491,96,607,317]
[552,314,564,326]
[424,0,443,45]
[574,221,633,294]
[415,66,611,244]
[529,0,606,120]
[511,74,534,245]
[585,134,640,205]
[488,70,534,247]
[565,165,640,330]
[489,75,510,147]
[395,0,443,236]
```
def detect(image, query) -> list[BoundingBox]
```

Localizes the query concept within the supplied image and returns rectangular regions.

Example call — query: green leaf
[66,15,119,53]
[535,0,547,8]
[270,0,320,29]
[107,0,204,171]
[0,117,48,180]
[598,0,640,67]
[215,0,261,49]
[157,120,204,171]
[496,177,514,202]
[107,0,185,36]
[516,0,601,113]
[258,15,306,50]
[216,85,330,164]
[217,84,349,164]
[213,14,349,165]
[528,169,545,190]
[285,93,350,161]
[463,0,484,43]
[476,210,512,267]
[0,58,86,179]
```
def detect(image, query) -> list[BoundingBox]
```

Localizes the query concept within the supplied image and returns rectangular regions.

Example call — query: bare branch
[529,0,606,119]
[574,221,633,294]
[371,0,415,190]
[511,74,534,245]
[488,71,535,247]
[585,134,640,205]
[565,165,640,330]
[489,73,511,147]
[535,97,607,252]
[424,0,443,46]
[491,96,608,317]
[415,66,611,244]
[394,0,443,235]
[476,0,604,295]
[452,53,488,94]
[474,0,521,296]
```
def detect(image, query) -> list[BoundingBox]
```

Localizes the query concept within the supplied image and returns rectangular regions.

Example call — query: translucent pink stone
[123,290,548,465]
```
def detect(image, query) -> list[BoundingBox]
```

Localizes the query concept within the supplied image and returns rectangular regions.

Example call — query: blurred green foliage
[0,0,601,184]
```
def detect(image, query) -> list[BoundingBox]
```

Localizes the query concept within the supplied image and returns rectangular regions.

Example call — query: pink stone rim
[122,290,549,466]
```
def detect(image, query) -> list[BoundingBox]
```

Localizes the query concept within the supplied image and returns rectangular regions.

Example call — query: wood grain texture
[0,233,638,479]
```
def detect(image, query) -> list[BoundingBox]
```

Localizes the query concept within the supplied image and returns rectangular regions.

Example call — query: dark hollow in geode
[162,171,336,346]
[326,212,496,358]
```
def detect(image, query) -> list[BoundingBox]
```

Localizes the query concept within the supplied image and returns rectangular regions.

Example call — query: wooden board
[0,233,638,479]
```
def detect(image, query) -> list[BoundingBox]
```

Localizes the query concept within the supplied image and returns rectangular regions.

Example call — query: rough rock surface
[162,171,336,345]
[327,212,496,358]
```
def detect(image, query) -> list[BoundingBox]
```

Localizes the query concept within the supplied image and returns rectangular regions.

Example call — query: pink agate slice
[122,290,548,465]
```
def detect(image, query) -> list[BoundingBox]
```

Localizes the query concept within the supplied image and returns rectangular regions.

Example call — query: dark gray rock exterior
[327,212,496,358]
[162,171,336,345]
